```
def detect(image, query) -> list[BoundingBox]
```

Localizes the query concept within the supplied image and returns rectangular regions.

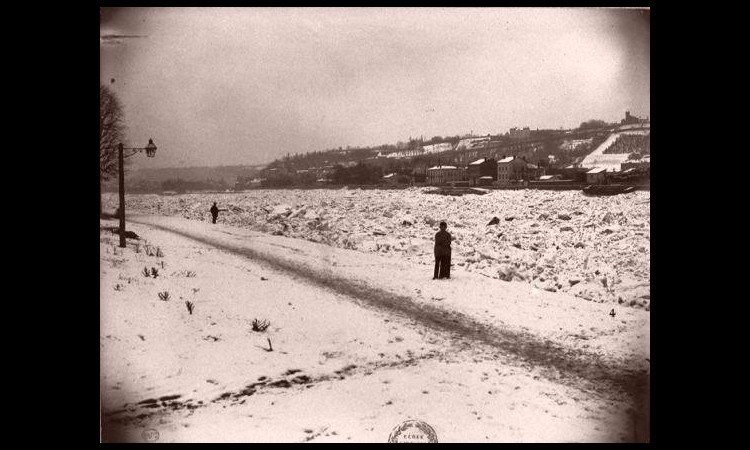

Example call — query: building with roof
[508,127,531,140]
[496,156,532,185]
[426,165,467,185]
[467,157,497,186]
[557,165,588,182]
[586,167,608,184]
[621,110,648,125]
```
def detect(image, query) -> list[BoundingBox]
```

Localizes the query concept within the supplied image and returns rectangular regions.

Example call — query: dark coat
[210,205,219,216]
[434,229,452,255]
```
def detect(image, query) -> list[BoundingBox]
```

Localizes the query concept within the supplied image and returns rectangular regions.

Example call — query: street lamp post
[117,139,157,248]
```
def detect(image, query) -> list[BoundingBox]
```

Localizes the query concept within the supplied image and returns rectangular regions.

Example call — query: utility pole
[118,143,126,247]
[117,139,157,248]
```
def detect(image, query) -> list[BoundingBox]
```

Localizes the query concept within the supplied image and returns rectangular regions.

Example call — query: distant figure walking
[210,202,220,224]
[433,221,452,279]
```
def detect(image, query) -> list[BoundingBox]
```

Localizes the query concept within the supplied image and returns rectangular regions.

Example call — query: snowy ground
[103,188,650,309]
[100,214,649,442]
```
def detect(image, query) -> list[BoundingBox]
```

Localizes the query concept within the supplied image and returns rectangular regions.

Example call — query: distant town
[108,111,649,194]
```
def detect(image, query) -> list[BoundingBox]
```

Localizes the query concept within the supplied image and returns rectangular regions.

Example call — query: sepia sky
[100,7,650,168]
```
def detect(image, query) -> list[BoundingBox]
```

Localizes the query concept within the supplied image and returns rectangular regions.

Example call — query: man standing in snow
[210,202,220,224]
[434,221,452,279]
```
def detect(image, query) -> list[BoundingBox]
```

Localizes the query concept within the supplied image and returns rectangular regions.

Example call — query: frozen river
[104,188,650,309]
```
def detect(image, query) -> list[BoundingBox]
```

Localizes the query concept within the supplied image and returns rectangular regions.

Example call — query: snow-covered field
[103,188,650,309]
[100,215,649,442]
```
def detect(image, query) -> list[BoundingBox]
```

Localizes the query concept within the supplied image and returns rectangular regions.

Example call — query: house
[621,110,643,125]
[586,167,607,184]
[467,158,497,186]
[558,165,588,182]
[508,127,531,140]
[426,165,467,185]
[496,156,529,185]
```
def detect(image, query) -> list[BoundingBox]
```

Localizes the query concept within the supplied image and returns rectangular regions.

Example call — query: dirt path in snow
[129,217,649,441]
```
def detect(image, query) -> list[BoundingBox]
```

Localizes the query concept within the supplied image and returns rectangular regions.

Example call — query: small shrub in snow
[158,291,170,301]
[185,300,194,314]
[252,318,270,332]
[111,259,125,268]
[142,267,151,278]
[156,247,164,258]
[151,267,159,278]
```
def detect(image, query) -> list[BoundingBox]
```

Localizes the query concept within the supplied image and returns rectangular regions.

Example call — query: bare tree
[100,84,126,216]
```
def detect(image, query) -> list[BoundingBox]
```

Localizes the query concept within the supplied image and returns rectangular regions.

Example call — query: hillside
[580,129,650,172]
[263,129,613,176]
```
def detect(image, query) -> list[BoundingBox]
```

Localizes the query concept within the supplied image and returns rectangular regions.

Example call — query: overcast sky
[100,7,649,169]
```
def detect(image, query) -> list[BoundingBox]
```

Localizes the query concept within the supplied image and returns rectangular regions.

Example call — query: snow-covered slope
[580,130,650,171]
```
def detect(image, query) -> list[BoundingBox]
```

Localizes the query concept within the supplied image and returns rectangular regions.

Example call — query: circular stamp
[388,420,438,443]
[141,428,160,443]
